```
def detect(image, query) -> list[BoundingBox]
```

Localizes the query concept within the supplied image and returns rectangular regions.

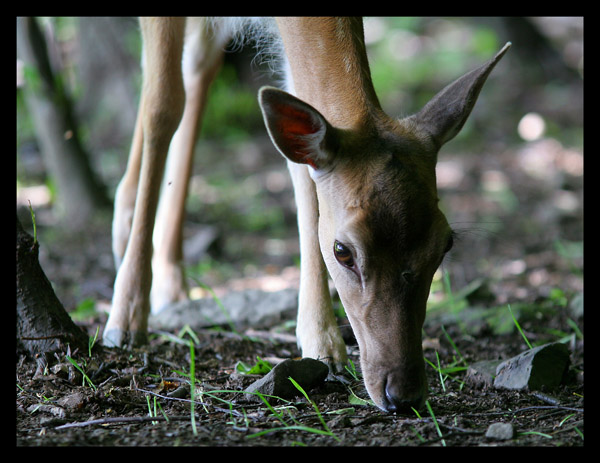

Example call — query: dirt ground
[17,314,584,447]
[15,324,584,447]
[16,128,583,446]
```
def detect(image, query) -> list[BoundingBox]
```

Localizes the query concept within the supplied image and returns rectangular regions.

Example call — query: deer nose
[383,372,426,414]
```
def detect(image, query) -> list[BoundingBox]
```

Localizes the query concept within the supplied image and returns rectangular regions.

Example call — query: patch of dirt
[16,314,583,446]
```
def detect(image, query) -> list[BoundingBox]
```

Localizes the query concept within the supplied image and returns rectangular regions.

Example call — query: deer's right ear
[258,87,337,171]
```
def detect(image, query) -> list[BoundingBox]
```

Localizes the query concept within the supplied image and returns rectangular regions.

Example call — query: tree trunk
[16,215,89,358]
[16,17,110,229]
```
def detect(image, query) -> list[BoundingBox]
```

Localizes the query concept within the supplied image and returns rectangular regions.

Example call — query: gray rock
[244,358,329,401]
[485,422,514,440]
[150,288,298,332]
[493,342,570,391]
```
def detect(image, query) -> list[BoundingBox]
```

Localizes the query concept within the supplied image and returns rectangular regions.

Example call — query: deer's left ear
[259,86,338,171]
[410,42,511,149]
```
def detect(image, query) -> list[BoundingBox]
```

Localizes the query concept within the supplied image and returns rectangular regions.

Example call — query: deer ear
[258,86,337,170]
[412,42,511,148]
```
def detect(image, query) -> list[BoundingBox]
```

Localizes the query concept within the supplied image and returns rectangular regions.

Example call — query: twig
[531,392,561,406]
[55,415,192,430]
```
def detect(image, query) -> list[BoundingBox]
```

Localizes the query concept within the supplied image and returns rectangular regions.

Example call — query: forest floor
[17,133,583,447]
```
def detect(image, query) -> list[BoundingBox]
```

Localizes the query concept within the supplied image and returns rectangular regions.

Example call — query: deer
[104,17,510,414]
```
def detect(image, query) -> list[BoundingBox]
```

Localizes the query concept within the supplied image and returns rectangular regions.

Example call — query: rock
[244,358,329,401]
[485,422,514,441]
[465,360,499,389]
[150,288,298,332]
[56,392,86,410]
[493,342,570,391]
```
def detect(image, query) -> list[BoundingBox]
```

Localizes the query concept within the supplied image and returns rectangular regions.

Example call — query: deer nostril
[384,378,424,414]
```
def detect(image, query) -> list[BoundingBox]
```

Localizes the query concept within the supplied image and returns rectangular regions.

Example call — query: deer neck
[276,17,382,130]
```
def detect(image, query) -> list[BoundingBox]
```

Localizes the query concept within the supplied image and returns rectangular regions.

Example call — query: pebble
[485,422,514,440]
[56,391,86,410]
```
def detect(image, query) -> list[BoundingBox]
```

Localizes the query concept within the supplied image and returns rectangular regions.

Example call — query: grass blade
[288,377,335,438]
[508,304,532,349]
[65,356,96,391]
[188,339,198,436]
[425,400,446,447]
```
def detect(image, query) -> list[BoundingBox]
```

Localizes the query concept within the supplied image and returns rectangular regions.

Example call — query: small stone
[485,422,514,440]
[56,391,86,410]
[244,358,329,401]
[493,342,570,391]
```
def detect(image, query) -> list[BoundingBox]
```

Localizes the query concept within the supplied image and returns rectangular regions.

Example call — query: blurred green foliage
[201,65,262,140]
[366,17,502,112]
[18,17,582,183]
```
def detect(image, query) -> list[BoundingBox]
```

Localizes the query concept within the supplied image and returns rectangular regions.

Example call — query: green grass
[175,335,341,442]
[71,298,97,322]
[428,270,582,344]
[146,395,168,425]
[188,339,198,436]
[236,356,273,375]
[507,303,532,349]
[425,346,468,393]
[245,377,340,442]
[288,377,337,440]
[65,356,96,391]
[88,326,99,357]
[170,345,341,443]
[27,201,37,244]
[425,400,446,446]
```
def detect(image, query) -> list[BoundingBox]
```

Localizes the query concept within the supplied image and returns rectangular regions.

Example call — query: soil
[16,321,584,447]
[17,132,583,447]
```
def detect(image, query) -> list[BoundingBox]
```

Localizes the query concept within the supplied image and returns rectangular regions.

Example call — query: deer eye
[333,240,355,268]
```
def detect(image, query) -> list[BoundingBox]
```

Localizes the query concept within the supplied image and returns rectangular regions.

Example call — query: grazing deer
[104,17,509,413]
